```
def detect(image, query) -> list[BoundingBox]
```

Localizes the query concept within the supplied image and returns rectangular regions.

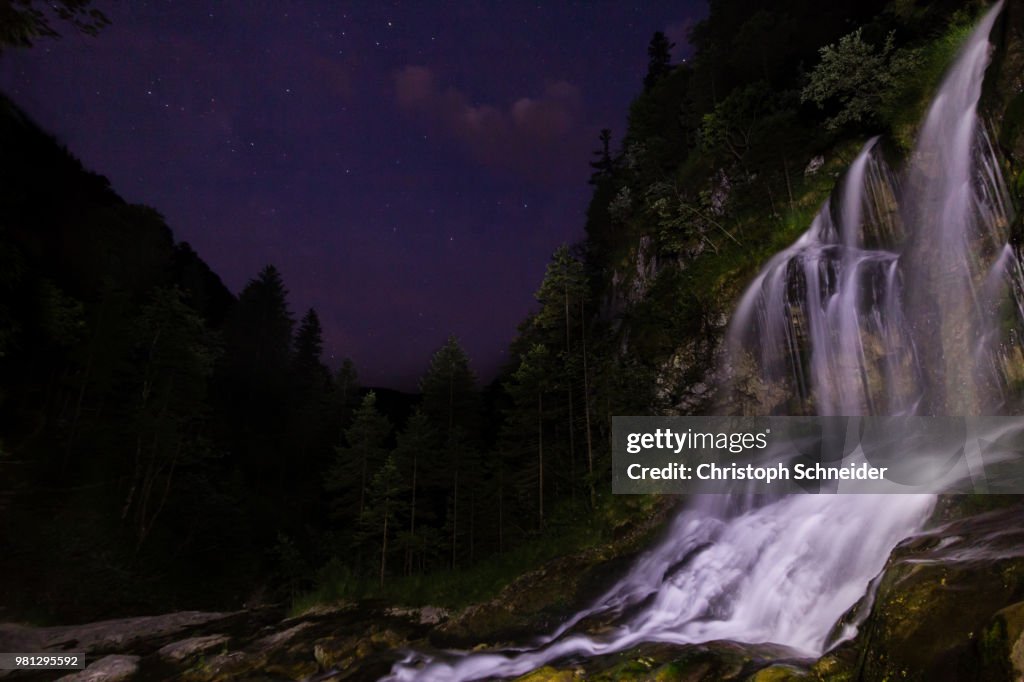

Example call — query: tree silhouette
[327,391,391,518]
[0,1,109,51]
[589,128,614,185]
[644,31,675,90]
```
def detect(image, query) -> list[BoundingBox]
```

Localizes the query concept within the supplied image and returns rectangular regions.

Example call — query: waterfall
[384,3,1012,679]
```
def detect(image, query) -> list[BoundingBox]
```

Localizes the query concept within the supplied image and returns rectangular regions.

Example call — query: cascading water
[384,3,1014,680]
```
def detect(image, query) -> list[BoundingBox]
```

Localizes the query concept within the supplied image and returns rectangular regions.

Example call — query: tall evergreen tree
[535,246,592,504]
[420,335,478,443]
[220,265,294,482]
[326,391,391,520]
[357,454,406,589]
[333,358,360,438]
[509,343,553,529]
[292,308,329,389]
[287,308,332,491]
[225,265,293,374]
[392,409,436,574]
[419,336,479,564]
[588,128,614,184]
[644,31,675,90]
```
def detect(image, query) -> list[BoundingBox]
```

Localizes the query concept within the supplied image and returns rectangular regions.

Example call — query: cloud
[393,65,590,184]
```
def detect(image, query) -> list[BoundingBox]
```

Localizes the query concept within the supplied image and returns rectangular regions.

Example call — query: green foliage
[357,454,407,588]
[419,335,478,442]
[35,279,86,348]
[273,532,310,601]
[392,409,437,570]
[0,0,109,50]
[802,28,922,132]
[701,81,785,161]
[326,391,392,519]
[332,357,360,433]
[880,13,977,150]
[534,245,587,334]
[122,287,220,550]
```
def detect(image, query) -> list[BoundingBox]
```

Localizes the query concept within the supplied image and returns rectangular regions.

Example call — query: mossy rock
[745,664,811,681]
[264,658,318,680]
[507,641,810,682]
[313,634,361,669]
[808,646,857,682]
[978,600,1024,680]
[183,650,267,682]
[513,666,582,681]
[854,504,1024,681]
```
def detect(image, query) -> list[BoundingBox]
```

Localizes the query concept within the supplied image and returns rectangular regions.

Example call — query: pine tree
[220,264,294,483]
[326,391,391,520]
[358,454,406,589]
[534,246,593,505]
[420,335,478,443]
[292,308,329,389]
[644,31,675,91]
[420,336,480,560]
[588,128,614,184]
[225,265,294,374]
[510,343,553,529]
[288,308,332,477]
[392,409,436,574]
[332,358,360,442]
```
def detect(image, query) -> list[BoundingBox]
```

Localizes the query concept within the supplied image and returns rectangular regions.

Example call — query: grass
[291,493,667,615]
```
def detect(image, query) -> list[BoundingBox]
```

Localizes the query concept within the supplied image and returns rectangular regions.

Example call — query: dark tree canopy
[0,0,109,51]
[589,128,614,184]
[644,31,675,90]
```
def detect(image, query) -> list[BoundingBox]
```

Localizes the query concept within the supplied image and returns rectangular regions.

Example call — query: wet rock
[508,641,810,682]
[264,658,319,680]
[384,605,449,625]
[182,650,266,682]
[157,634,229,662]
[312,626,406,675]
[513,666,582,681]
[804,156,825,175]
[0,611,238,655]
[288,601,356,620]
[57,655,139,682]
[807,646,857,682]
[978,600,1024,680]
[854,502,1024,681]
[254,621,314,649]
[746,664,811,681]
[313,634,361,670]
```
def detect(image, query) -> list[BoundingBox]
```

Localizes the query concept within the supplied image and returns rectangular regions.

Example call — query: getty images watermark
[612,416,1024,494]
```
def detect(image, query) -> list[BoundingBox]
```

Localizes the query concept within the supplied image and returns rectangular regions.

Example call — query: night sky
[0,1,706,390]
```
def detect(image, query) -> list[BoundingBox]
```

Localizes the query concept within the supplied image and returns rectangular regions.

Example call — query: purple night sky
[0,1,706,389]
